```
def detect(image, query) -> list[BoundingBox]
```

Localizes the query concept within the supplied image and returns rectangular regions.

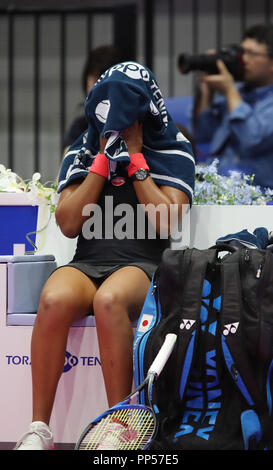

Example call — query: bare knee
[93,290,126,329]
[35,288,77,333]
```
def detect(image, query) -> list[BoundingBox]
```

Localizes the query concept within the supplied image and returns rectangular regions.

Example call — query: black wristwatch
[131,168,150,181]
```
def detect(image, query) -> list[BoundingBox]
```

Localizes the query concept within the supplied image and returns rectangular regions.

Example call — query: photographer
[193,24,273,189]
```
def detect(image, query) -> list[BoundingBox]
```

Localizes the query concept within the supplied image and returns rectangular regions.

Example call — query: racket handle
[148,333,177,378]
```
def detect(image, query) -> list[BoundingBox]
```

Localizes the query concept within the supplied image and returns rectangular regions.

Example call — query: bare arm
[55,138,108,238]
[134,181,189,237]
[55,175,105,238]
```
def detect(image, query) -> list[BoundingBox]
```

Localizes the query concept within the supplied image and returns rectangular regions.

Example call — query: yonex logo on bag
[180,319,195,330]
[223,322,239,336]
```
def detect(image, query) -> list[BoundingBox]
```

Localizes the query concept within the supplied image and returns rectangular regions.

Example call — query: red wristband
[89,153,108,178]
[126,153,150,177]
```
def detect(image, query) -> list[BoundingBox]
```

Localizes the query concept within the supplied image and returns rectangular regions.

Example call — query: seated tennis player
[15,61,195,450]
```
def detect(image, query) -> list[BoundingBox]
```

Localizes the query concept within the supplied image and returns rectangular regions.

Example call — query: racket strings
[79,407,155,450]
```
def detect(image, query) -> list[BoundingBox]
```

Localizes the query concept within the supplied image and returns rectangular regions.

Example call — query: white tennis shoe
[14,421,54,450]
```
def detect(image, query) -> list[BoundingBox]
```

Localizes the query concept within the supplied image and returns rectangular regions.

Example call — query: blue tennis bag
[133,246,273,450]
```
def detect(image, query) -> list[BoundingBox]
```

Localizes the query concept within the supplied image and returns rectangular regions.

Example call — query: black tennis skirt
[61,261,157,286]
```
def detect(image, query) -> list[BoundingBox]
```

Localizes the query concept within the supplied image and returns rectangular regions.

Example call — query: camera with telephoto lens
[177,45,244,81]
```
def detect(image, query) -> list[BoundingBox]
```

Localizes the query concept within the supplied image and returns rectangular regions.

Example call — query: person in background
[193,24,273,189]
[63,45,126,151]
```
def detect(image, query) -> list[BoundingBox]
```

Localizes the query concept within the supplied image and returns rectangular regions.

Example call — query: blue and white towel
[58,61,195,203]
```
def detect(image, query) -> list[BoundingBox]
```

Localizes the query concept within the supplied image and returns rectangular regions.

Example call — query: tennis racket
[75,333,177,451]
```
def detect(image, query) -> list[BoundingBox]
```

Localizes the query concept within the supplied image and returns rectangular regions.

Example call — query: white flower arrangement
[194,159,273,205]
[0,164,58,213]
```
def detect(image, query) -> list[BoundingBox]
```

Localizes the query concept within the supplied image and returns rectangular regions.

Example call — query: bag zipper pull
[244,249,250,262]
[152,283,157,295]
[256,264,263,278]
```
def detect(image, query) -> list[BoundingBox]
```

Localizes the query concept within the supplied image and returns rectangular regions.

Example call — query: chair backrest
[165,96,193,131]
[165,96,211,162]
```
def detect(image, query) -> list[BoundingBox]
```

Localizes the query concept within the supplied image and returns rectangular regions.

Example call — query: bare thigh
[36,266,98,328]
[94,266,151,321]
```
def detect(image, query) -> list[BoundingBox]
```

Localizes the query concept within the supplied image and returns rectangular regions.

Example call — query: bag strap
[220,255,262,407]
[133,272,162,393]
[176,248,216,402]
[242,249,273,365]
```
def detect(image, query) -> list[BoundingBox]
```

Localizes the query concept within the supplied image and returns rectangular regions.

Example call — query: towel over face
[59,61,195,203]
